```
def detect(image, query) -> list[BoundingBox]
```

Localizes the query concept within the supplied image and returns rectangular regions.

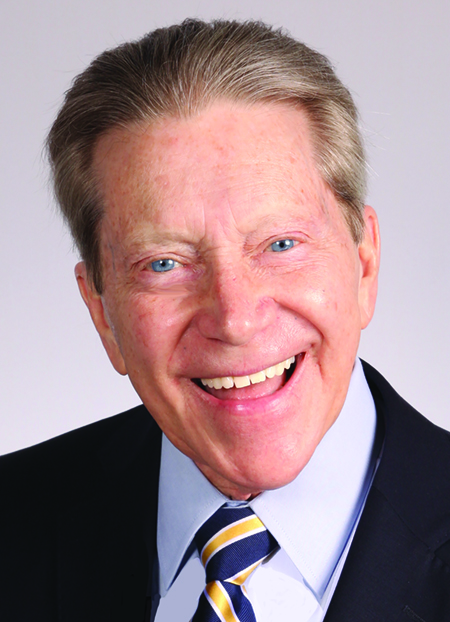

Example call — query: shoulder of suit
[361,359,450,552]
[0,404,161,513]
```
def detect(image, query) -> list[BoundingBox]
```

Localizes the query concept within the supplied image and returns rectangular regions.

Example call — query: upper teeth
[200,356,295,390]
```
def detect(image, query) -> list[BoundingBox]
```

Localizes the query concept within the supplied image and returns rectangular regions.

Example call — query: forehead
[92,101,335,244]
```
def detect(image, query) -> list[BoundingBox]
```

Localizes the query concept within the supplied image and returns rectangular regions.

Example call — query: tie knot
[195,505,277,584]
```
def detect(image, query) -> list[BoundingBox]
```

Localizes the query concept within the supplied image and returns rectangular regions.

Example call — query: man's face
[78,101,379,499]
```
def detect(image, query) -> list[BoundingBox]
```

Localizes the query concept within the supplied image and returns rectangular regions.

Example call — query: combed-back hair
[47,18,366,293]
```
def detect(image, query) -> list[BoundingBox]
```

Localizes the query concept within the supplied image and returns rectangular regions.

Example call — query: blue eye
[269,239,295,252]
[150,259,178,272]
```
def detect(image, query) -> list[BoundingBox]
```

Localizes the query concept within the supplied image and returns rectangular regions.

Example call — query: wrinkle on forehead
[94,101,341,261]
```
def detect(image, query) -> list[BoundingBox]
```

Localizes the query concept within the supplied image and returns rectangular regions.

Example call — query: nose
[194,265,277,346]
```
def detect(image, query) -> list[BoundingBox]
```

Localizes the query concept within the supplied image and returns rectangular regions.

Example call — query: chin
[204,444,314,499]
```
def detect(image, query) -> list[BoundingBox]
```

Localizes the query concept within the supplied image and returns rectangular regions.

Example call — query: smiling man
[80,100,379,502]
[1,18,450,622]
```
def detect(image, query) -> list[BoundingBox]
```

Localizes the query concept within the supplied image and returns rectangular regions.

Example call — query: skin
[76,101,380,500]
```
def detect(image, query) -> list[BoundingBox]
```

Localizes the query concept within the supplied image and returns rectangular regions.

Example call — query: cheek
[279,265,361,340]
[111,299,166,363]
[113,294,194,370]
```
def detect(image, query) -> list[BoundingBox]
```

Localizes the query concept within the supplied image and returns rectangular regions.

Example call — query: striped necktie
[191,505,277,622]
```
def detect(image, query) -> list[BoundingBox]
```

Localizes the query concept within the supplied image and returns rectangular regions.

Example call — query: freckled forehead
[93,101,329,237]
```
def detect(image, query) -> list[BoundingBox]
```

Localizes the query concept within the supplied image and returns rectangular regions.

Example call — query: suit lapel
[325,475,450,622]
[325,361,450,621]
[57,406,161,622]
[324,486,432,620]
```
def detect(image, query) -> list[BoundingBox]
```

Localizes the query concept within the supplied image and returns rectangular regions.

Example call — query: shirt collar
[249,358,377,597]
[157,436,226,595]
[157,358,377,597]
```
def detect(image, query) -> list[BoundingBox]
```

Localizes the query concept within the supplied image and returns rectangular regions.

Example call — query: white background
[1,0,449,455]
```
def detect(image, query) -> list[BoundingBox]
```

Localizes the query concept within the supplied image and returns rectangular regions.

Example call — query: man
[1,18,449,622]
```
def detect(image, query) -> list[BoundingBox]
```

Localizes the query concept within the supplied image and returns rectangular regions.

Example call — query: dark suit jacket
[1,361,450,621]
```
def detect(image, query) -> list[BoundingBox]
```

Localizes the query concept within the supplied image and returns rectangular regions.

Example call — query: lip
[188,352,305,416]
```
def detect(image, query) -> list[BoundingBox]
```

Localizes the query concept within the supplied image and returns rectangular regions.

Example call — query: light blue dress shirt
[155,358,379,621]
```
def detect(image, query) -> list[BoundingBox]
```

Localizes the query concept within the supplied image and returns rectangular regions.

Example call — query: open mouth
[193,354,300,399]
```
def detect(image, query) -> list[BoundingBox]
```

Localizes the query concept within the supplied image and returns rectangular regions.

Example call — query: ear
[358,206,381,329]
[75,262,127,375]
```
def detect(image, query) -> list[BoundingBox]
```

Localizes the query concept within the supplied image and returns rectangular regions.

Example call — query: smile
[200,356,296,390]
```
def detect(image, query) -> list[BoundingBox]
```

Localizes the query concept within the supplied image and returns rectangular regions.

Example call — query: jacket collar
[325,361,450,622]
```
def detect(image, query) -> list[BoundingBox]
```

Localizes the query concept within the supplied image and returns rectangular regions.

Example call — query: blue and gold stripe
[191,505,277,622]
